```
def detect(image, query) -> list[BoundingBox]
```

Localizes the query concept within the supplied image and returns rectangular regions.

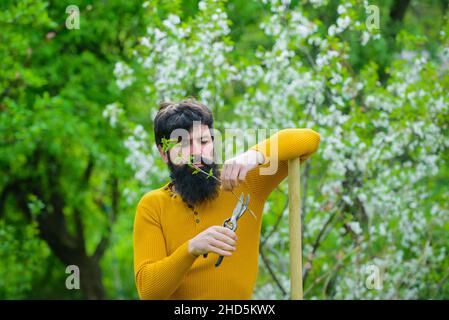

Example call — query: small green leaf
[161,137,180,152]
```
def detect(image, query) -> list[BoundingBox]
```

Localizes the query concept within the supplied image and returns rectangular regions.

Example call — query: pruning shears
[213,192,250,267]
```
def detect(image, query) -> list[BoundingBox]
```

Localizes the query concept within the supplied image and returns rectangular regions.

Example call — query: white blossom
[116,0,449,300]
[102,103,123,127]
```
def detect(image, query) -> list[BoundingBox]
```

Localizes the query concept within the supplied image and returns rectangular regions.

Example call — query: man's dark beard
[167,157,221,207]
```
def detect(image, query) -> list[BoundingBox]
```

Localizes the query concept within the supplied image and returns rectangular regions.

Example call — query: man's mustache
[169,154,215,167]
[188,155,215,166]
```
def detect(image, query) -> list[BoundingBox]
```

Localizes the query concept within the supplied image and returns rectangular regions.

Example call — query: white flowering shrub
[110,0,449,299]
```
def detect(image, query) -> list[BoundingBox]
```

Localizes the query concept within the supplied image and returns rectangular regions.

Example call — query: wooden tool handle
[288,157,303,300]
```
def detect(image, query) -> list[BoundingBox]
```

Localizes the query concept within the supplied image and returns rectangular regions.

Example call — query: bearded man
[133,99,320,299]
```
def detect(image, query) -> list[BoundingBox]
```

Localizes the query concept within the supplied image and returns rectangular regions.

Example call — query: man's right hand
[188,226,237,257]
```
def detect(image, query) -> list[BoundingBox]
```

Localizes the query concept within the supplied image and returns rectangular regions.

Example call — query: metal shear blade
[225,193,250,231]
[232,193,250,221]
[214,193,250,267]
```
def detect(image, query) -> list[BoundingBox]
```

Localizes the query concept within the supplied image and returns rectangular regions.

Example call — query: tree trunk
[7,151,111,300]
[78,257,106,300]
[390,0,411,23]
[35,206,107,300]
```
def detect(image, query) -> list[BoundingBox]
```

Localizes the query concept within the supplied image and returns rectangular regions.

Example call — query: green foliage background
[0,0,448,299]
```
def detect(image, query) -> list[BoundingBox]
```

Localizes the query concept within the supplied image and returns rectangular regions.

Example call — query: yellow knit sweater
[133,128,321,299]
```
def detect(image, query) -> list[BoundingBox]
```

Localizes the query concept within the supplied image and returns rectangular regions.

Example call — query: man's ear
[157,145,169,164]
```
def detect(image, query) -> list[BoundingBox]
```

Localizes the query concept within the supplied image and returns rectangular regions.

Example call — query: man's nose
[191,141,202,163]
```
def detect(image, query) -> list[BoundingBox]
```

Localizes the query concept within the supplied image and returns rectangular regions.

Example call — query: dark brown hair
[153,99,214,147]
